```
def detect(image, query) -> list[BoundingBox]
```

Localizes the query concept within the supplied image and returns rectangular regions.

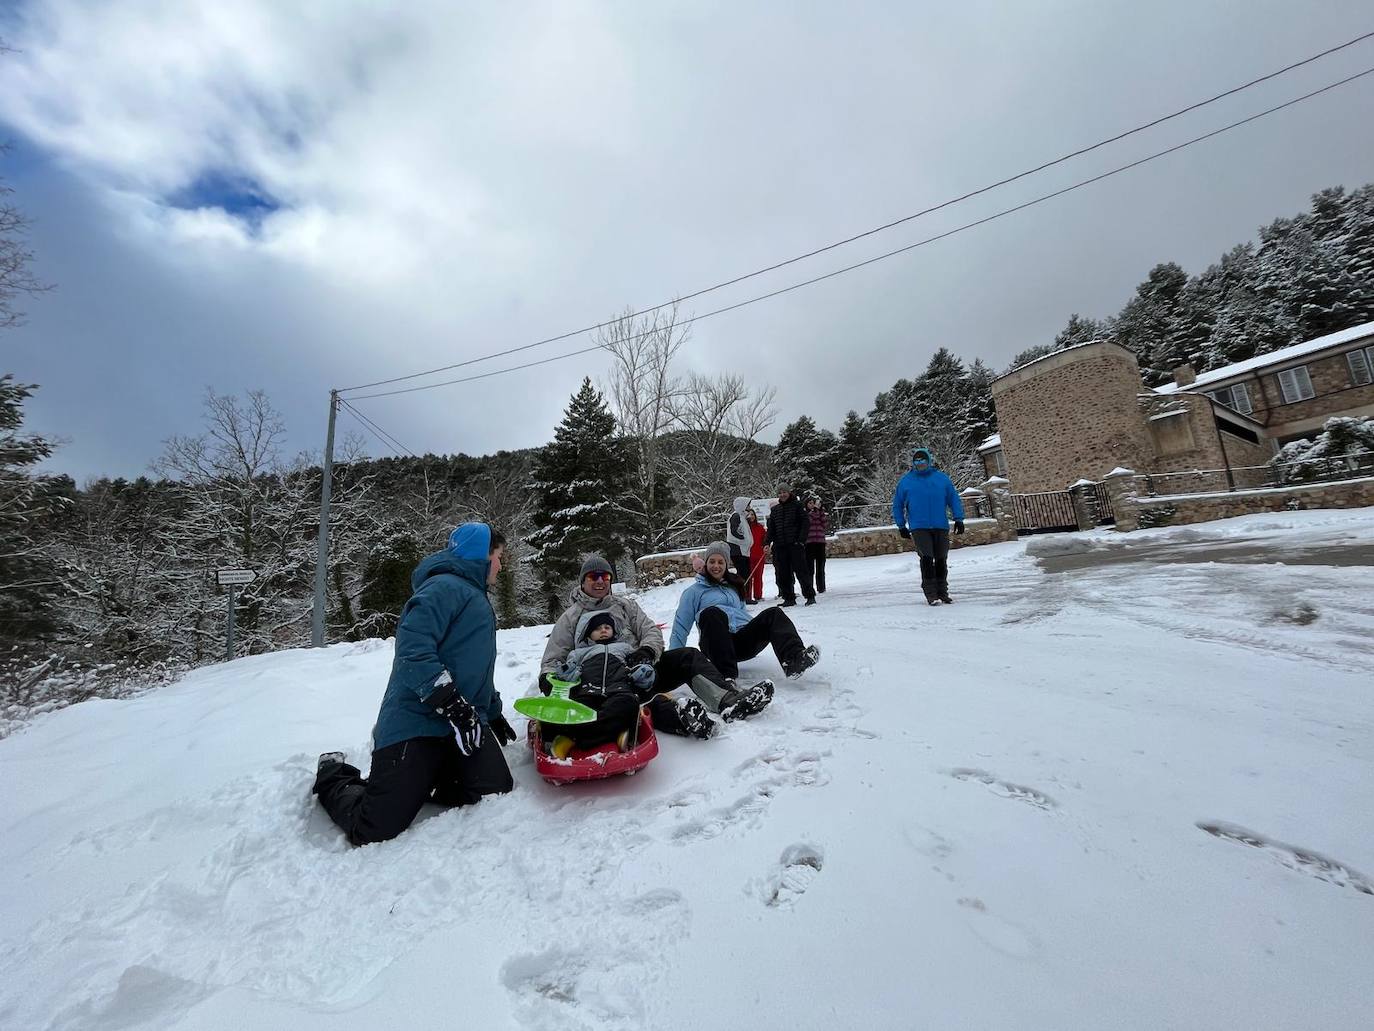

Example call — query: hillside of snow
[2,510,1372,1030]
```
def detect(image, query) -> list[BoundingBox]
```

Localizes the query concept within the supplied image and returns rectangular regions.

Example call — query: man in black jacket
[764,486,814,606]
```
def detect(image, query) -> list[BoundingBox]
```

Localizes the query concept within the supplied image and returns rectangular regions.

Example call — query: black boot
[938,585,953,604]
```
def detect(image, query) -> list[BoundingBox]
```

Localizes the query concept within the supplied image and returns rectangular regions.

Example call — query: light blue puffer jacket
[669,574,751,649]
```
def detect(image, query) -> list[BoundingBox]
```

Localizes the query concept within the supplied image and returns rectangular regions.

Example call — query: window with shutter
[1349,347,1373,386]
[1277,366,1314,403]
[1208,384,1252,415]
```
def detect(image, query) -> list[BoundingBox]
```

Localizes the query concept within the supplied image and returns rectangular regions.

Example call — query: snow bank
[2,515,1372,1030]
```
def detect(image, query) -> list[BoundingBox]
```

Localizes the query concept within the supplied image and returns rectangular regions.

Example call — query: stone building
[978,320,1374,494]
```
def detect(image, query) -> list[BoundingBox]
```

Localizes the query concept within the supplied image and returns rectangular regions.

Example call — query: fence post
[978,477,1017,541]
[1101,468,1140,532]
[1066,480,1097,531]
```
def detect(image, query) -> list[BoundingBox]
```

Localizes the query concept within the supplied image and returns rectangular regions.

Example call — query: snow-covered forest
[6,182,1374,727]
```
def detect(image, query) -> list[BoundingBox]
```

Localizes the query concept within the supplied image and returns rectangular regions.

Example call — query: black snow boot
[937,587,953,604]
[719,679,774,722]
[784,645,821,680]
[317,751,346,773]
[674,697,717,739]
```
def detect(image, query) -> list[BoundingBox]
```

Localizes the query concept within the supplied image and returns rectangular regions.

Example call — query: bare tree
[1,144,51,331]
[663,372,778,544]
[599,302,689,554]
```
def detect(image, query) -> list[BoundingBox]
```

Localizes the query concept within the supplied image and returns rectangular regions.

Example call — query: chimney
[1172,363,1197,387]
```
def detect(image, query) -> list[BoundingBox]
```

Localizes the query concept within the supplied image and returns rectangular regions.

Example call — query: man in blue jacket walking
[313,522,517,846]
[892,447,966,605]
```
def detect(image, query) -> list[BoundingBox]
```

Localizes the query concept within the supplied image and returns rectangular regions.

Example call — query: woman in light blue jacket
[671,542,821,687]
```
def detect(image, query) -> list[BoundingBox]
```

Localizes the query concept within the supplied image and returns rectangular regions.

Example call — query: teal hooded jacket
[371,523,502,751]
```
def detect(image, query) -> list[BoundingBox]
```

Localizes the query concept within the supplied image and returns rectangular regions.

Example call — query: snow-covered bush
[1271,417,1374,483]
[0,653,186,739]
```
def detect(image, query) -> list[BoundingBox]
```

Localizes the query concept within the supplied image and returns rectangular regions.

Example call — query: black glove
[897,526,911,539]
[490,713,517,746]
[537,671,557,696]
[427,677,482,755]
[624,647,657,668]
[953,520,965,535]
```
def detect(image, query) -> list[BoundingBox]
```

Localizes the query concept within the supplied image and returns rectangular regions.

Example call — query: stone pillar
[1067,480,1097,532]
[959,486,986,520]
[979,476,1018,541]
[1101,468,1140,532]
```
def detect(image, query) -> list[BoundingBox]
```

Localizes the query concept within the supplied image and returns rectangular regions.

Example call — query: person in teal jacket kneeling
[313,522,517,846]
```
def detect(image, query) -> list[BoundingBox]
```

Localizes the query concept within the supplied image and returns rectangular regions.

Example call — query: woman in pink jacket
[804,495,830,596]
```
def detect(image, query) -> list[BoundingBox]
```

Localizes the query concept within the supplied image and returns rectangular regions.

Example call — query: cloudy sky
[2,0,1372,481]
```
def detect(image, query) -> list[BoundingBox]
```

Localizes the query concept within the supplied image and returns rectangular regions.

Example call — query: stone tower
[990,340,1155,492]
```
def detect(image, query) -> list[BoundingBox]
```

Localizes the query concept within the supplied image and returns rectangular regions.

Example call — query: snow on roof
[976,433,1001,451]
[1155,319,1374,394]
[1148,409,1189,422]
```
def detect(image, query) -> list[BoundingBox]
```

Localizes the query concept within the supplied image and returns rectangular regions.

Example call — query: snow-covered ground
[2,510,1372,1030]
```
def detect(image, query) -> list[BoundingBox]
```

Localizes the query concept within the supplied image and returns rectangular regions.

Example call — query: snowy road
[1,511,1371,1030]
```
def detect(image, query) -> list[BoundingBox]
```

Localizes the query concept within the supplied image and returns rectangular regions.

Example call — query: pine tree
[0,376,69,649]
[834,410,873,513]
[773,415,841,498]
[526,379,630,608]
[358,521,425,638]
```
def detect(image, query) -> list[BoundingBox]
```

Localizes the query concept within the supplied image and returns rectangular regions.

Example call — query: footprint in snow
[957,898,1039,959]
[1196,821,1374,896]
[766,844,825,908]
[949,768,1056,810]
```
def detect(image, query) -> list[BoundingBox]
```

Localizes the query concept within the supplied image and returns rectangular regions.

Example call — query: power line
[342,64,1374,403]
[337,397,419,457]
[336,28,1374,396]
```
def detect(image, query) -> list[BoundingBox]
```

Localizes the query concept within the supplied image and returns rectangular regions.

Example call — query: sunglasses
[584,571,613,582]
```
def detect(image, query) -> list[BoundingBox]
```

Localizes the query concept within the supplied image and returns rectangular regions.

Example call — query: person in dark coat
[892,447,966,605]
[313,523,517,846]
[804,495,830,595]
[764,486,814,607]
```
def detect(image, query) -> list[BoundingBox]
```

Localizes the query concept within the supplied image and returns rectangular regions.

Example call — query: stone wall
[1103,469,1374,532]
[991,341,1157,493]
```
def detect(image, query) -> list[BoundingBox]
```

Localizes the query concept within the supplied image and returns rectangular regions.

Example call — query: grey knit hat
[703,541,731,566]
[579,554,613,581]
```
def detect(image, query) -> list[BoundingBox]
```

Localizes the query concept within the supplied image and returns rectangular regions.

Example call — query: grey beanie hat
[579,554,613,580]
[703,541,731,566]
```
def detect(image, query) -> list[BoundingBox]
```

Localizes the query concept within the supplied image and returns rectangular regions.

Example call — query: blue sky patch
[166,170,281,228]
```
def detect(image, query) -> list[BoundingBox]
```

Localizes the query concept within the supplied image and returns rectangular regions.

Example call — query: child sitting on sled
[543,610,651,758]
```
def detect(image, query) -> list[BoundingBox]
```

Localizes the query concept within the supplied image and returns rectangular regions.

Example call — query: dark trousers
[911,529,951,599]
[696,605,805,680]
[545,689,641,749]
[805,542,827,593]
[732,554,754,600]
[650,646,734,723]
[313,732,513,847]
[773,542,814,603]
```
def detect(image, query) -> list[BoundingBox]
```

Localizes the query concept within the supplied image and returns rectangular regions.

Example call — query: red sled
[526,710,659,785]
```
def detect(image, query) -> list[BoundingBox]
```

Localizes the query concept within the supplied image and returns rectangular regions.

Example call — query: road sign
[216,568,257,586]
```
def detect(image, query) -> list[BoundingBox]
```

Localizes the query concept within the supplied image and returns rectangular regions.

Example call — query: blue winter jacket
[892,468,965,531]
[372,526,501,751]
[669,574,751,649]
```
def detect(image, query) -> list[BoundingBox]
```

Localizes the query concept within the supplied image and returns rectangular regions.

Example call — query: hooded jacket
[562,610,639,698]
[372,525,500,751]
[725,497,753,559]
[669,573,751,650]
[892,464,965,531]
[540,582,664,675]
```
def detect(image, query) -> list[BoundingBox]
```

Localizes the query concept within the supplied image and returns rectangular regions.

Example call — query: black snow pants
[732,553,754,599]
[911,529,951,601]
[695,605,806,680]
[650,645,737,719]
[773,542,814,604]
[544,688,642,750]
[805,542,827,594]
[313,732,513,847]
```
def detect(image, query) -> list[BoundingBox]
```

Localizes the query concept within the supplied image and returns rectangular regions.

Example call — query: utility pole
[312,389,339,648]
